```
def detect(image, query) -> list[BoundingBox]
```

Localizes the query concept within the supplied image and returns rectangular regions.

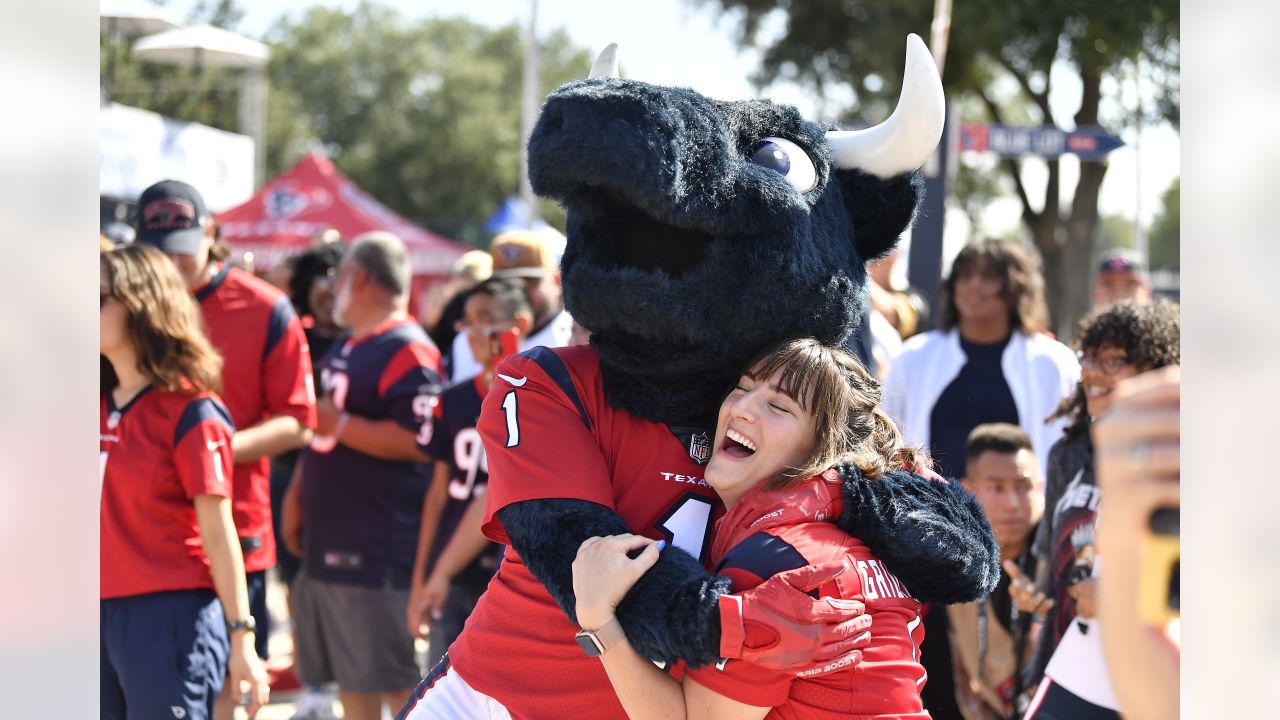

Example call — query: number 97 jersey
[417,375,497,582]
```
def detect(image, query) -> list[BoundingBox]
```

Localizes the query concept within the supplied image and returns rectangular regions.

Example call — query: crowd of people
[100,177,1178,720]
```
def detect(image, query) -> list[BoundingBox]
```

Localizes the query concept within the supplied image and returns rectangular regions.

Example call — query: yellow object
[1138,533,1179,624]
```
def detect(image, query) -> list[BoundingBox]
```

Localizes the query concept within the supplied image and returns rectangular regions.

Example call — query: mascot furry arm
[492,37,999,670]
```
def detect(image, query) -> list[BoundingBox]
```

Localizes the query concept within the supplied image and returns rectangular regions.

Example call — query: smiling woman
[1024,300,1180,719]
[571,338,945,720]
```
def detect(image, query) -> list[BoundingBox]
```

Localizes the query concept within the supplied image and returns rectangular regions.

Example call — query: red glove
[718,559,872,675]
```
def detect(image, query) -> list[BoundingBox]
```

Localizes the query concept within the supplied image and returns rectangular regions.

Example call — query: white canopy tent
[99,0,185,37]
[131,24,270,70]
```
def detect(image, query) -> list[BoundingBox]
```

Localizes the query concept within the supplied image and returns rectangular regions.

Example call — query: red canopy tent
[216,152,469,315]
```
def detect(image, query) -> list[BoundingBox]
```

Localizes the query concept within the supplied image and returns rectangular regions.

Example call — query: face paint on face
[704,369,817,508]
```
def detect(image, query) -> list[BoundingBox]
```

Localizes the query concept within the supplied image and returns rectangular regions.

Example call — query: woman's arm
[407,461,451,638]
[416,491,493,623]
[231,415,310,463]
[193,493,269,716]
[573,535,769,720]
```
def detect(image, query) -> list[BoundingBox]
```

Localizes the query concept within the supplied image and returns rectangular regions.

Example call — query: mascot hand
[718,560,871,674]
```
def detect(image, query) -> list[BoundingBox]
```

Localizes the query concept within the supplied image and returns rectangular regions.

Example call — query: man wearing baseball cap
[1093,249,1151,308]
[448,229,575,383]
[135,179,317,719]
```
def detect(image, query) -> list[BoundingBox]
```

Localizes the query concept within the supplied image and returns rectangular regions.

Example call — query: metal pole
[238,68,267,188]
[1133,54,1147,264]
[519,0,541,226]
[907,0,955,326]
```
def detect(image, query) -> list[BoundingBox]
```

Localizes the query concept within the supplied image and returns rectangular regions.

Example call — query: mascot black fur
[499,38,999,669]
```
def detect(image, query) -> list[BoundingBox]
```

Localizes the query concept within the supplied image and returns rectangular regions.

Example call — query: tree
[1147,176,1179,271]
[101,0,251,133]
[103,1,592,246]
[698,0,1179,338]
[264,4,591,245]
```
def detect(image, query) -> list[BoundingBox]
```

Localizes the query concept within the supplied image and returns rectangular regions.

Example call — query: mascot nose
[529,82,690,199]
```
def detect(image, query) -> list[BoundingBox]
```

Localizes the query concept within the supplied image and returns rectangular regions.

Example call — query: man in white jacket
[882,238,1079,483]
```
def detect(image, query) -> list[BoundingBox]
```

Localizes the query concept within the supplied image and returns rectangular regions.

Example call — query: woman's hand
[418,571,452,626]
[1003,560,1054,615]
[1067,577,1098,619]
[572,534,664,630]
[227,633,270,718]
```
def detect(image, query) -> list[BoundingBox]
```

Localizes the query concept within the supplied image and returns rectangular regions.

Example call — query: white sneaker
[289,685,337,720]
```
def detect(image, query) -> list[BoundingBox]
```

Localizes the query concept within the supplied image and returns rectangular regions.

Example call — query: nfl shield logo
[688,432,711,464]
[500,244,524,265]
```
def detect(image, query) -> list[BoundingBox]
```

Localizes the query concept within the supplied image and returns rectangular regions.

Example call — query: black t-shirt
[928,335,1019,480]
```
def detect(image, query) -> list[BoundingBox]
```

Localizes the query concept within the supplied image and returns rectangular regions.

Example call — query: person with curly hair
[1004,300,1180,719]
[100,245,269,719]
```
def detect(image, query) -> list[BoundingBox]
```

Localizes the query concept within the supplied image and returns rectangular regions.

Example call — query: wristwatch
[575,617,625,657]
[226,617,257,635]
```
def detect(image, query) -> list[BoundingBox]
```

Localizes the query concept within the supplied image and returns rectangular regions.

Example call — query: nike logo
[497,373,528,387]
[207,440,226,451]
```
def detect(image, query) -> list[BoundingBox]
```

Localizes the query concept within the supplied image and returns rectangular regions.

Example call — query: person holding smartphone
[407,278,535,667]
[1010,300,1180,719]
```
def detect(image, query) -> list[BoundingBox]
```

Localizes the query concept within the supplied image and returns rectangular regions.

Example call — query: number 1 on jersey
[502,390,520,448]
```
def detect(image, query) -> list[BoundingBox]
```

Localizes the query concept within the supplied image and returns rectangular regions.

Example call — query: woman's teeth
[726,428,756,452]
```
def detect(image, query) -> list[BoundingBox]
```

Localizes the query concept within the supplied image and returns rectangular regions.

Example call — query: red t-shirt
[445,345,719,720]
[100,388,235,599]
[680,469,929,719]
[195,264,316,572]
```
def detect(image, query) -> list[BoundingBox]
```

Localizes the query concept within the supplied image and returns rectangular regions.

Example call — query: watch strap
[226,617,257,634]
[576,616,625,656]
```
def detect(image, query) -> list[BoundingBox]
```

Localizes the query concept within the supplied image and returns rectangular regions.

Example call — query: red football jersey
[683,469,929,719]
[195,264,316,572]
[100,388,235,599]
[448,345,719,720]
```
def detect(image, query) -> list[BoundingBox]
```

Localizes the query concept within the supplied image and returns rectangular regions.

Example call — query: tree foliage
[1148,176,1179,270]
[697,0,1178,337]
[102,1,592,246]
[264,4,590,245]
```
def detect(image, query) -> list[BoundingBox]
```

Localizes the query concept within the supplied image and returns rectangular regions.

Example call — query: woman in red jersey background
[100,245,269,720]
[573,339,955,720]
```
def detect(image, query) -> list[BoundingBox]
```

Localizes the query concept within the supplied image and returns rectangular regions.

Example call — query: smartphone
[488,328,520,367]
[1139,507,1179,624]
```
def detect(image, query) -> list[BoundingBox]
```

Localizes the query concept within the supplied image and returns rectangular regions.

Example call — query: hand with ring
[1003,560,1054,615]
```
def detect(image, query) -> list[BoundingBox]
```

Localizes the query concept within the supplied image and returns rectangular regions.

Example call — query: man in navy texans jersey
[407,277,534,667]
[282,232,443,720]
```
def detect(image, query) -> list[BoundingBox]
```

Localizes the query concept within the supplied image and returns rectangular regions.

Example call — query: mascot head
[528,36,943,425]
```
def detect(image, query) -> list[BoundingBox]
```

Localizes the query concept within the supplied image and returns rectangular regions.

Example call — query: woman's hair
[207,222,232,262]
[939,238,1049,335]
[468,277,534,322]
[738,338,929,488]
[101,245,223,396]
[289,241,346,317]
[1050,299,1181,440]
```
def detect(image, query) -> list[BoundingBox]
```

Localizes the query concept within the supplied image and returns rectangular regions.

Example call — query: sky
[166,0,1180,241]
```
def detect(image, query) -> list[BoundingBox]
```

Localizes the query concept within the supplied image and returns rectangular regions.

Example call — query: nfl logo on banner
[688,432,711,464]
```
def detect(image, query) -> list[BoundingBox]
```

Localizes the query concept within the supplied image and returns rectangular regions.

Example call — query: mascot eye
[748,137,818,192]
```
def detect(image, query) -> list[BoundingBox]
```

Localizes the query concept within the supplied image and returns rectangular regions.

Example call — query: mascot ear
[836,168,923,262]
[825,33,942,261]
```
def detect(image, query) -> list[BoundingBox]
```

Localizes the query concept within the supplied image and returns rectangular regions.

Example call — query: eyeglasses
[1079,351,1131,374]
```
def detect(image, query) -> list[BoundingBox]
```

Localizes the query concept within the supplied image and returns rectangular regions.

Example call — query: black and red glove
[718,559,872,675]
